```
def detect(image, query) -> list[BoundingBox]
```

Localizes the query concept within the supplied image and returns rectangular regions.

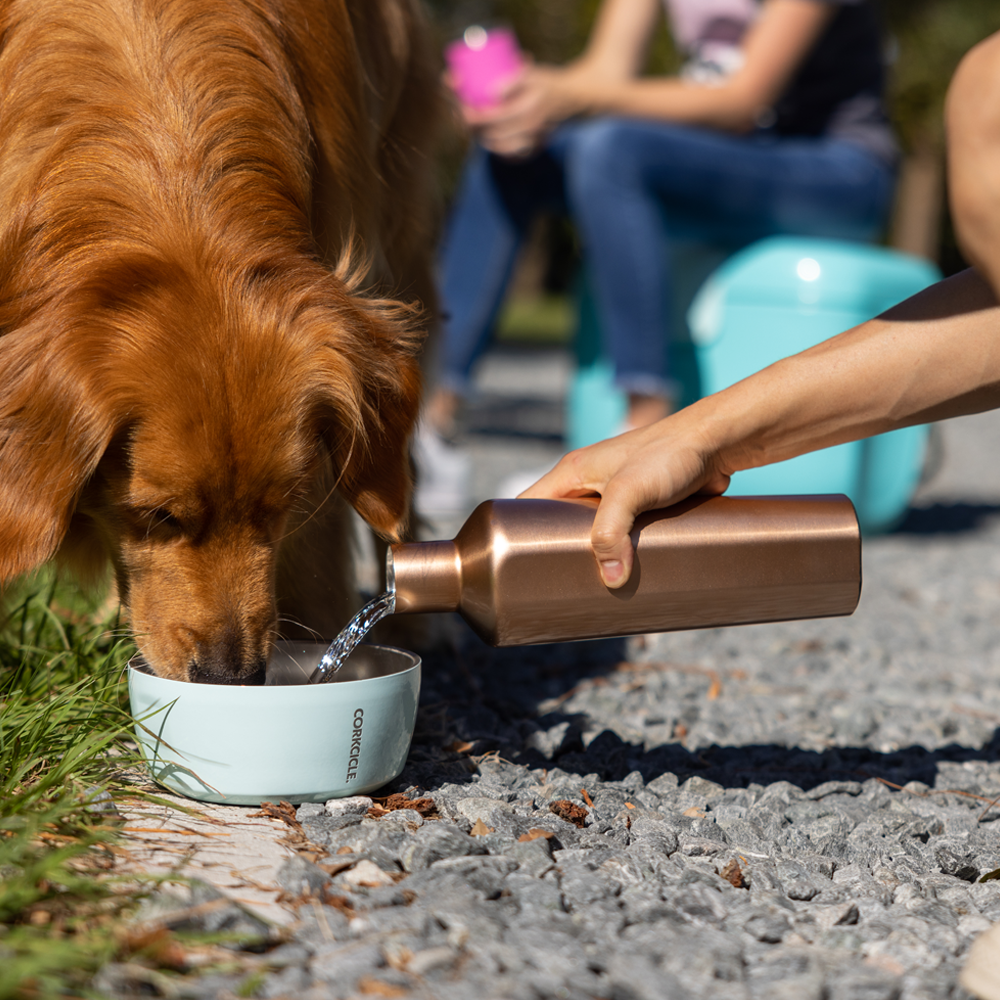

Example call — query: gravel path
[103,347,1000,1000]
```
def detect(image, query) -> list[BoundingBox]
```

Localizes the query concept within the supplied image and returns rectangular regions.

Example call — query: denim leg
[564,118,896,396]
[636,127,895,245]
[564,120,673,399]
[436,142,568,394]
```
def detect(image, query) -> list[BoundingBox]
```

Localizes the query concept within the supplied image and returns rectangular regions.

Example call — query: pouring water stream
[308,554,397,683]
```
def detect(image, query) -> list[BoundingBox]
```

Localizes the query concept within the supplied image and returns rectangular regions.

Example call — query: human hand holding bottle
[444,24,606,158]
[519,403,734,588]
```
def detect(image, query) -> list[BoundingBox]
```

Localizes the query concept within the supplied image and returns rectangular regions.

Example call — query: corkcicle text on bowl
[346,707,363,781]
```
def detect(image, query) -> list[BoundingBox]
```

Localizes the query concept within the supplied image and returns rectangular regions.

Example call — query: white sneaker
[412,422,471,516]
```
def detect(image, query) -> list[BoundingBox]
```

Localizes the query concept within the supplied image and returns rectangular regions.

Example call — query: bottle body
[390,495,860,646]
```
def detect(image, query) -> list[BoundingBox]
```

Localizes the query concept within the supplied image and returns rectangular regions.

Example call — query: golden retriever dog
[0,0,441,683]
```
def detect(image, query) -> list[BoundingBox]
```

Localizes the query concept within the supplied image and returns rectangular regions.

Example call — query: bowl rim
[126,642,421,692]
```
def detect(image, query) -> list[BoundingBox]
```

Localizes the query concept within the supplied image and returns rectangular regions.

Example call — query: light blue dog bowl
[568,237,941,533]
[128,642,421,806]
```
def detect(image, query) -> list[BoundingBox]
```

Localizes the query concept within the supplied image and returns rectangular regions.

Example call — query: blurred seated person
[426,0,897,444]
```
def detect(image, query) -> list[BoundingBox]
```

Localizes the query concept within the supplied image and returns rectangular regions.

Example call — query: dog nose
[189,659,267,685]
[189,641,267,685]
[189,658,267,685]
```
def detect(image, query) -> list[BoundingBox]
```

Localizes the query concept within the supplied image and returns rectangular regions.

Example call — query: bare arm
[473,0,833,156]
[947,32,1000,292]
[522,31,1000,587]
[522,268,1000,586]
[578,0,833,127]
[572,0,663,81]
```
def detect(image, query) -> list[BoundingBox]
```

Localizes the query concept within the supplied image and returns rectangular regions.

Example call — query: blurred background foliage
[424,0,1000,276]
[883,0,1000,151]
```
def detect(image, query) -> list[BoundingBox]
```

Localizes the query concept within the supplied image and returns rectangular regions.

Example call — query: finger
[475,100,532,135]
[518,448,609,499]
[480,135,533,158]
[495,65,529,100]
[589,483,640,589]
[588,451,735,588]
[697,468,732,497]
[479,129,538,159]
[474,115,520,148]
[476,121,526,155]
[511,130,546,158]
[463,104,502,127]
[498,137,539,158]
[478,126,528,157]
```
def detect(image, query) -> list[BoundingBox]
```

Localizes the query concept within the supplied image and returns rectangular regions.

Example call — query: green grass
[0,573,143,1000]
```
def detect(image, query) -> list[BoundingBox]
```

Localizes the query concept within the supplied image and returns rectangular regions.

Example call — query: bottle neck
[389,540,461,613]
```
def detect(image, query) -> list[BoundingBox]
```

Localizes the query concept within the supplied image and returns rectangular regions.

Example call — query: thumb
[590,489,639,589]
[495,61,530,101]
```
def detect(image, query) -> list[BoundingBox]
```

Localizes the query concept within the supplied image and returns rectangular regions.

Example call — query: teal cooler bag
[687,237,940,533]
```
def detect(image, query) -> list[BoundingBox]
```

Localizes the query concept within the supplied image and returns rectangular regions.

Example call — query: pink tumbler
[445,26,524,110]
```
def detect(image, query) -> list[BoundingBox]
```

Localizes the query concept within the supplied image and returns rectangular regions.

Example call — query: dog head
[0,257,422,682]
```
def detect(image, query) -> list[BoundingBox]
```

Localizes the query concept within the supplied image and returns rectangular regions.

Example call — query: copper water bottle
[389,495,860,646]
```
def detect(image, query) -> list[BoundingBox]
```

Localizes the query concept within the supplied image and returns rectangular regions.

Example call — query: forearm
[570,75,760,132]
[523,268,1000,587]
[947,33,1000,294]
[562,0,834,133]
[576,0,662,80]
[699,268,1000,476]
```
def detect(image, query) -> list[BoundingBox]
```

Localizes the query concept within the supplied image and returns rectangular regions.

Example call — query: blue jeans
[437,118,896,398]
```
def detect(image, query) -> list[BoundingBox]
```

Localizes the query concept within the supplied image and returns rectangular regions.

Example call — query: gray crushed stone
[97,378,1000,998]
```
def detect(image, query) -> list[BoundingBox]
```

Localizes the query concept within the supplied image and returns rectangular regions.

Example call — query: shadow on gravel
[525,729,1000,796]
[893,502,1000,535]
[401,622,1000,799]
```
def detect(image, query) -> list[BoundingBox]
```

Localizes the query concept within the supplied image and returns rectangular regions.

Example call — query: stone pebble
[259,755,999,999]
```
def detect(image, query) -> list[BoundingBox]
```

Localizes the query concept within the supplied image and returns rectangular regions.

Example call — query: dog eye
[156,510,183,530]
[145,508,184,536]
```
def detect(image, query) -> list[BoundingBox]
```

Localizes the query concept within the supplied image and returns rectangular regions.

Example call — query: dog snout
[190,633,268,685]
[189,658,267,685]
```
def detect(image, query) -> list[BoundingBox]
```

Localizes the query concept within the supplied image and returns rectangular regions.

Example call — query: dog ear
[0,324,115,582]
[307,281,425,543]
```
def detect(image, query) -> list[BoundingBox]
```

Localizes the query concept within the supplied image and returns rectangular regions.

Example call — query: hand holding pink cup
[445,25,524,110]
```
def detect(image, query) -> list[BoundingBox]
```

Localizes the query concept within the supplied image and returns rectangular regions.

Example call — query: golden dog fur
[0,0,440,682]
